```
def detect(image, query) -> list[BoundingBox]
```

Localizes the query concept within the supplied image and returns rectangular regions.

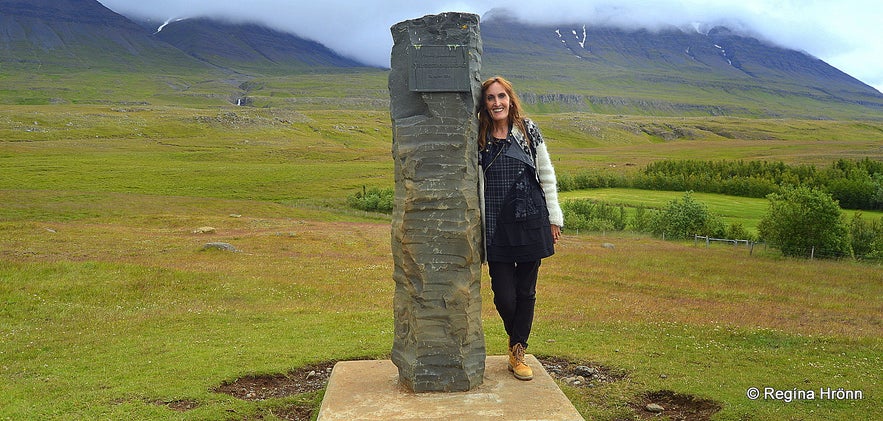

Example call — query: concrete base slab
[317,355,584,420]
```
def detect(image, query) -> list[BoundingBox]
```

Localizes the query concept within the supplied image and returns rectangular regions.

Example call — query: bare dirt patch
[211,361,339,421]
[214,361,336,400]
[538,355,628,387]
[631,390,722,420]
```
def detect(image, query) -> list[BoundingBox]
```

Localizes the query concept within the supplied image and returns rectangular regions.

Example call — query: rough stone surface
[389,12,485,393]
[646,403,665,413]
[201,242,238,252]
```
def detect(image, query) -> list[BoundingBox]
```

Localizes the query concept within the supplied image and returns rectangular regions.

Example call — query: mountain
[0,0,204,71]
[479,11,883,118]
[148,18,365,72]
[1,1,880,118]
[0,0,370,74]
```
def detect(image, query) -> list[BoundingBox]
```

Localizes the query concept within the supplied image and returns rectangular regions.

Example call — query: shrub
[849,212,883,260]
[562,209,590,231]
[600,158,883,211]
[826,177,879,210]
[757,186,851,258]
[652,191,724,239]
[562,199,626,232]
[557,170,624,192]
[725,222,755,242]
[629,204,658,233]
[347,186,394,213]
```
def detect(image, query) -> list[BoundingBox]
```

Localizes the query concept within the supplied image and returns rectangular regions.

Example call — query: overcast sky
[97,0,883,93]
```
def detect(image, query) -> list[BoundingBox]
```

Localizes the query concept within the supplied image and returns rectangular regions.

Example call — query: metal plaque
[408,45,470,92]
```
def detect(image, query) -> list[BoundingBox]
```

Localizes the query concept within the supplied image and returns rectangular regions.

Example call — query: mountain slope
[0,0,369,74]
[480,11,883,118]
[1,1,880,119]
[150,18,366,72]
[0,0,205,71]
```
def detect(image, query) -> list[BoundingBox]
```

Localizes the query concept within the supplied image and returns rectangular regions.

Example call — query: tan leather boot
[508,343,533,380]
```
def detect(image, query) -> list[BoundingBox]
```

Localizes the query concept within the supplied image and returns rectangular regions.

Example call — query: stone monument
[389,13,485,393]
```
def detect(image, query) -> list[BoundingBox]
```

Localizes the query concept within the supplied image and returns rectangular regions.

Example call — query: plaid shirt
[481,136,533,245]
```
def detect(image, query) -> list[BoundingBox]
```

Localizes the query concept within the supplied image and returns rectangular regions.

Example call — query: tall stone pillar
[389,13,484,393]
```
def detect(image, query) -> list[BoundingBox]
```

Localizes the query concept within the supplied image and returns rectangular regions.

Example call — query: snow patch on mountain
[555,25,589,58]
[155,17,187,34]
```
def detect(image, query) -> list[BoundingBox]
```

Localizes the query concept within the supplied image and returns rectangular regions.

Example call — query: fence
[694,235,765,255]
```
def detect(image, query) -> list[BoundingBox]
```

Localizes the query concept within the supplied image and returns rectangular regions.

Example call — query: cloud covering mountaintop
[96,0,883,92]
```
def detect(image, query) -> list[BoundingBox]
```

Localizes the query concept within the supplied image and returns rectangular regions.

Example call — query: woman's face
[484,82,510,124]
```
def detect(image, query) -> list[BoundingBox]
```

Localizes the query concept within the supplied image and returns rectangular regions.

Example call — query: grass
[544,235,880,419]
[0,105,393,207]
[1,200,392,419]
[561,188,883,234]
[1,69,882,420]
[531,114,883,175]
[1,199,880,419]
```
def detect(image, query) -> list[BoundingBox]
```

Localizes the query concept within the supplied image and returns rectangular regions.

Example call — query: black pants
[489,260,541,349]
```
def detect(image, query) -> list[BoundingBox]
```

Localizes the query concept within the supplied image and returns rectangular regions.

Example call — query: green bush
[563,194,730,240]
[758,186,851,258]
[347,186,394,213]
[629,204,657,233]
[557,171,625,192]
[635,159,795,198]
[562,199,626,231]
[725,222,756,242]
[652,191,724,239]
[849,212,883,260]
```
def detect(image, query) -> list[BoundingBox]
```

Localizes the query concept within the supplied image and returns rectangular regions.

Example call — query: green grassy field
[561,188,883,235]
[1,71,882,420]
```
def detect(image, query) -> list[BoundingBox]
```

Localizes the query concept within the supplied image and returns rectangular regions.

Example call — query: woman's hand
[551,225,561,244]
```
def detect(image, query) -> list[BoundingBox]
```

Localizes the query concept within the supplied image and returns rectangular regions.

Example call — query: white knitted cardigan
[519,119,564,228]
[534,140,564,227]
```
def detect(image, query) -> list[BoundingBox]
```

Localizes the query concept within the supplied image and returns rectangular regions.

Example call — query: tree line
[558,158,883,211]
[562,189,883,261]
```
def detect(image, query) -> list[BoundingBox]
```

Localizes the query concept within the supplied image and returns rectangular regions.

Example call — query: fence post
[811,246,815,260]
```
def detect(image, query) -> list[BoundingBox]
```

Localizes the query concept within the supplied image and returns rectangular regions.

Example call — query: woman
[477,76,563,381]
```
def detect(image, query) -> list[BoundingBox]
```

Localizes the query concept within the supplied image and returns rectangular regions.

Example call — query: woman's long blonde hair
[477,76,527,150]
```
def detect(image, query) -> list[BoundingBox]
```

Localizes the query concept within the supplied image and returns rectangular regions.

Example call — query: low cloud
[97,0,882,91]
